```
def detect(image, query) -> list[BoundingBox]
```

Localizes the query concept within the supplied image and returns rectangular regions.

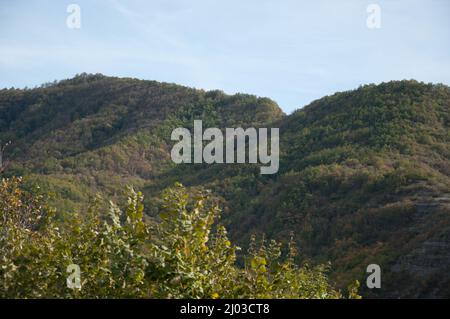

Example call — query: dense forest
[1,74,450,298]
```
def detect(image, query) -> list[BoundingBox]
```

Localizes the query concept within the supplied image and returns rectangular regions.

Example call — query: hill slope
[0,73,283,209]
[1,74,450,298]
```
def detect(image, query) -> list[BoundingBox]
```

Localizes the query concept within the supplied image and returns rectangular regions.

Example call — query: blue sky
[0,0,449,113]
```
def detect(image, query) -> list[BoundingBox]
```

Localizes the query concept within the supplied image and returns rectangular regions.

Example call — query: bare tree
[0,140,11,173]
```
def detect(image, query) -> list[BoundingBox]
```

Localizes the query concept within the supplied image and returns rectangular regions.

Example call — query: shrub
[0,177,357,299]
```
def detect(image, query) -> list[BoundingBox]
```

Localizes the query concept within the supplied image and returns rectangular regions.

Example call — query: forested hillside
[1,74,450,298]
[0,73,283,209]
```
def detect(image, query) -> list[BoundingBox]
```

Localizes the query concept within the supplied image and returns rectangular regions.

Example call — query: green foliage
[2,75,450,298]
[0,177,353,299]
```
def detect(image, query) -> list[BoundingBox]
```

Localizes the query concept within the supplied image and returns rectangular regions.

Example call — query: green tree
[0,177,357,299]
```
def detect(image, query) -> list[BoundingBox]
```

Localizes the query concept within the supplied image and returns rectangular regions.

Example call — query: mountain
[1,73,450,298]
[0,73,283,209]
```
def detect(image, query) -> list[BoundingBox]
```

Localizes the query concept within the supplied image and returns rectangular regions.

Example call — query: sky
[0,0,449,113]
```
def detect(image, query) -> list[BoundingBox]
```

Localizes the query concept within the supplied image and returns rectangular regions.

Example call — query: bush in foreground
[0,177,359,298]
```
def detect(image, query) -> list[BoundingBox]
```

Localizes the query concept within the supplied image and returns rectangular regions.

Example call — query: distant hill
[1,74,450,298]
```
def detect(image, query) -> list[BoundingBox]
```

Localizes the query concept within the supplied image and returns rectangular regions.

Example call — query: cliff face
[2,75,450,298]
[388,194,450,298]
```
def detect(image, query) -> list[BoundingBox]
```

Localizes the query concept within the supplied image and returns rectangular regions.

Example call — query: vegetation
[0,177,356,299]
[1,74,450,298]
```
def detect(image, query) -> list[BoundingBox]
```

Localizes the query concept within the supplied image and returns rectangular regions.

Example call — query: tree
[0,140,11,173]
[0,178,358,299]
